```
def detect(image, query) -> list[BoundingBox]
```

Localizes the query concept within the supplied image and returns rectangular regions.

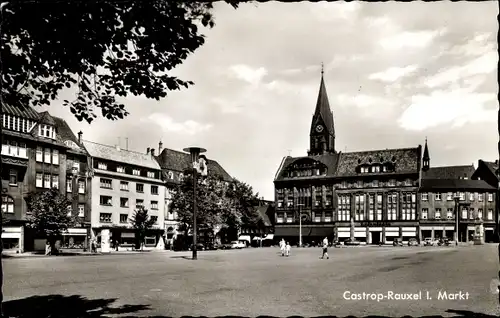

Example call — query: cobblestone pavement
[2,245,499,317]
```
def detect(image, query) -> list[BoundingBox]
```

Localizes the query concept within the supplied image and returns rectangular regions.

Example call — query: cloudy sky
[43,1,498,200]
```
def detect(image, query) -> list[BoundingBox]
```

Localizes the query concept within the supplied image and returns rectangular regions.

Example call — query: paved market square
[3,245,499,317]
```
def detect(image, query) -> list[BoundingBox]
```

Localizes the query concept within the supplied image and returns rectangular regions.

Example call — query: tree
[25,188,77,255]
[226,179,261,227]
[170,171,232,242]
[128,207,156,250]
[1,0,247,123]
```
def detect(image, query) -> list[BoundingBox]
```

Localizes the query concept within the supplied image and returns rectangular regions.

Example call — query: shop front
[1,226,23,252]
[61,228,88,249]
[419,225,455,241]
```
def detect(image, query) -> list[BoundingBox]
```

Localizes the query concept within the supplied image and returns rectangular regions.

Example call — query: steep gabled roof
[483,161,498,177]
[1,103,39,120]
[156,148,232,182]
[274,153,340,181]
[336,147,421,177]
[423,138,430,161]
[38,111,57,125]
[83,140,161,170]
[51,116,87,155]
[422,165,475,180]
[420,179,495,191]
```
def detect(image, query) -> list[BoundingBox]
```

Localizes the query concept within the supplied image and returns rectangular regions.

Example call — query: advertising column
[101,229,111,253]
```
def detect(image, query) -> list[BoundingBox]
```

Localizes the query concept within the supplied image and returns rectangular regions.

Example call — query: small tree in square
[128,207,156,251]
[25,188,77,255]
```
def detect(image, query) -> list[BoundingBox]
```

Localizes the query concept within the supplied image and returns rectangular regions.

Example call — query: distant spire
[321,62,324,76]
[423,137,430,171]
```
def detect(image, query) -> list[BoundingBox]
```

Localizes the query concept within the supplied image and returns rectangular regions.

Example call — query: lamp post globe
[183,147,207,261]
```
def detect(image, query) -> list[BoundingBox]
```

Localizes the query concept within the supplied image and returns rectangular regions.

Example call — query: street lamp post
[298,203,304,247]
[453,194,460,246]
[183,147,207,261]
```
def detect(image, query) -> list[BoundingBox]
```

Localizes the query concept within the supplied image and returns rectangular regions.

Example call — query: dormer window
[64,140,79,149]
[360,167,369,173]
[38,124,56,139]
[372,166,380,173]
[168,171,174,179]
[382,165,387,172]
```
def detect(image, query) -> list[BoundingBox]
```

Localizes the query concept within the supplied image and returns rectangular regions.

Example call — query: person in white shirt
[280,239,285,256]
[285,242,291,257]
[321,237,329,259]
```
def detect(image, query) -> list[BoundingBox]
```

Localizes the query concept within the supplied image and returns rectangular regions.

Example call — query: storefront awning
[238,235,251,242]
[263,234,274,240]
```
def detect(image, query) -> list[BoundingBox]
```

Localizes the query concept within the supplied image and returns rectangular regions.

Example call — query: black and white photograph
[1,1,499,317]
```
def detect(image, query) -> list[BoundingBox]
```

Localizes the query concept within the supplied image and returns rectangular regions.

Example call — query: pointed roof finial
[321,62,324,76]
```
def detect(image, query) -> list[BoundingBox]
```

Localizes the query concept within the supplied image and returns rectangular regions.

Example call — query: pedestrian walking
[285,242,291,257]
[280,238,285,256]
[91,239,97,253]
[45,241,51,256]
[321,237,329,259]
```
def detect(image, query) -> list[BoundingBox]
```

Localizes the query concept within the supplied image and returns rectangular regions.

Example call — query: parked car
[230,241,246,249]
[189,243,205,251]
[408,238,419,246]
[437,238,451,246]
[393,238,403,247]
[344,238,361,246]
[204,243,218,250]
[423,238,435,246]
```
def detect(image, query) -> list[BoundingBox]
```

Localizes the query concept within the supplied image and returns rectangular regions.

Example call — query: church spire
[313,66,334,135]
[423,137,430,171]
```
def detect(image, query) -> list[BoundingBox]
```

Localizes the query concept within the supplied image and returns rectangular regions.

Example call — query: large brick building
[419,141,497,243]
[273,73,421,245]
[1,105,92,252]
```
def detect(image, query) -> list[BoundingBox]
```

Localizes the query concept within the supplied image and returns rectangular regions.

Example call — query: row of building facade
[1,104,233,252]
[272,74,499,245]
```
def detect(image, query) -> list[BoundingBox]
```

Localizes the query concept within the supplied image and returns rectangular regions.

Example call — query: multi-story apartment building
[238,201,275,247]
[83,141,165,248]
[152,142,233,246]
[420,142,497,243]
[1,105,91,252]
[273,73,421,245]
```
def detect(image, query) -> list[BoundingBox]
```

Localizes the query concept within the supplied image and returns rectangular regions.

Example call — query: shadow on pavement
[3,294,150,318]
[170,255,194,260]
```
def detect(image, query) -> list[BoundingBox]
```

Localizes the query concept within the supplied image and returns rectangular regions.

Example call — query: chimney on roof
[150,148,155,157]
[147,147,150,155]
[77,131,82,144]
[159,141,163,154]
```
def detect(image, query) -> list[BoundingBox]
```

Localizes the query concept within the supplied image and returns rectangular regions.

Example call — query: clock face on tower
[316,125,324,132]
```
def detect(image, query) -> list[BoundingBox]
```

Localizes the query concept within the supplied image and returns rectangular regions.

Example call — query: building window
[66,179,72,192]
[100,213,112,223]
[478,193,483,201]
[277,213,284,223]
[459,192,465,201]
[100,195,112,206]
[478,209,483,220]
[136,199,144,208]
[401,192,416,220]
[120,198,129,208]
[78,204,85,217]
[435,208,441,219]
[324,212,332,222]
[372,180,379,187]
[469,193,475,201]
[421,193,428,201]
[120,214,128,223]
[387,193,397,221]
[168,171,174,179]
[78,180,85,194]
[151,201,158,210]
[44,174,51,188]
[286,213,293,223]
[461,207,467,219]
[100,178,112,189]
[388,179,396,187]
[44,148,51,163]
[52,149,59,165]
[314,212,321,222]
[373,166,380,173]
[404,179,412,186]
[52,175,59,189]
[98,162,107,170]
[36,147,43,162]
[147,171,155,178]
[1,196,14,214]
[36,173,43,187]
[488,193,493,202]
[447,192,453,201]
[447,208,453,219]
[9,169,17,185]
[368,194,374,221]
[136,183,144,193]
[133,169,141,176]
[150,216,158,223]
[469,208,475,220]
[337,195,350,221]
[487,209,493,220]
[67,205,73,217]
[435,193,441,201]
[421,208,428,219]
[360,167,369,173]
[354,194,365,221]
[151,185,159,195]
[117,166,125,173]
[179,173,184,182]
[286,189,294,208]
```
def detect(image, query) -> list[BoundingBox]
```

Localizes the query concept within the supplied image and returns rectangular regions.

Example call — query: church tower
[308,65,335,156]
[422,137,430,171]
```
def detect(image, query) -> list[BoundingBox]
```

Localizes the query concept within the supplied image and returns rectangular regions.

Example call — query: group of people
[278,237,330,259]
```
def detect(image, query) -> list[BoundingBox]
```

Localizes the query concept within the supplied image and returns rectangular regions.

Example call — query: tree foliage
[1,0,247,123]
[170,171,261,238]
[25,188,77,253]
[128,206,156,250]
